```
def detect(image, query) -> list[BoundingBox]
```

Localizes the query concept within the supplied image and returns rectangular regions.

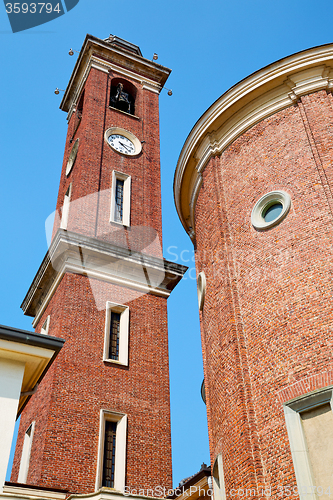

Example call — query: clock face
[108,134,136,155]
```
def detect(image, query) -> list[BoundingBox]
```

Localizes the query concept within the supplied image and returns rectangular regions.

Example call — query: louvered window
[114,179,124,222]
[109,312,120,360]
[102,421,117,488]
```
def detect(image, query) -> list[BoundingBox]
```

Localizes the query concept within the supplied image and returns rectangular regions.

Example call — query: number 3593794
[5,3,61,14]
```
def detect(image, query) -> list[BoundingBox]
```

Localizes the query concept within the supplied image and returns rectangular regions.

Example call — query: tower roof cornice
[60,34,171,116]
[174,43,333,239]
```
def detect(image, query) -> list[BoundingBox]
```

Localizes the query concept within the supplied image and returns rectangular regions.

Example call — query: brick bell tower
[11,34,186,495]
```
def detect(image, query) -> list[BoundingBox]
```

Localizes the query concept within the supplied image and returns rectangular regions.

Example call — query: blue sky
[0,0,331,488]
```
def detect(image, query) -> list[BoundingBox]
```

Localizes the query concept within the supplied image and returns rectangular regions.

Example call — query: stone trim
[2,484,67,499]
[251,191,291,230]
[95,411,127,493]
[61,34,171,119]
[21,230,187,324]
[109,171,132,227]
[174,43,333,239]
[103,302,129,366]
[283,386,333,500]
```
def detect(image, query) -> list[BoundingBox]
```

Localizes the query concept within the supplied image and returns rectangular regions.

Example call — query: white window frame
[60,183,72,230]
[18,421,35,484]
[197,271,206,311]
[40,315,50,335]
[103,302,129,366]
[110,171,131,227]
[95,410,127,492]
[283,387,333,500]
[212,454,226,500]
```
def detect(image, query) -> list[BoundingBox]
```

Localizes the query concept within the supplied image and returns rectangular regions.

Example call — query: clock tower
[11,34,186,495]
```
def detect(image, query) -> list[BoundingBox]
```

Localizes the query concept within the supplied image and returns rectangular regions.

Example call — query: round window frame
[251,191,291,230]
[66,138,79,176]
[104,127,142,156]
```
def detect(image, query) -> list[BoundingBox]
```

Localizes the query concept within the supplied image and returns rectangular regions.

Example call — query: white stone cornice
[0,487,163,500]
[90,56,163,91]
[61,35,171,118]
[21,230,187,326]
[66,57,164,121]
[174,44,333,239]
[1,486,67,500]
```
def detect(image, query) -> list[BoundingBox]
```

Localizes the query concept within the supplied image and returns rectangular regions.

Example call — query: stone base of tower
[1,485,175,500]
[2,468,214,500]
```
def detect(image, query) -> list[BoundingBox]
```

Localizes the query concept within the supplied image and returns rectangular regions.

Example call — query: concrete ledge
[21,230,187,324]
[3,483,67,500]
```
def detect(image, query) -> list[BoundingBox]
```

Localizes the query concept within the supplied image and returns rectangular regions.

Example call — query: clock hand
[119,141,131,151]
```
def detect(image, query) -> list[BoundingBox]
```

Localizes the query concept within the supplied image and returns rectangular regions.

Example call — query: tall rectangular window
[110,171,131,226]
[114,179,124,223]
[104,302,129,366]
[95,411,127,492]
[102,421,117,488]
[109,312,120,360]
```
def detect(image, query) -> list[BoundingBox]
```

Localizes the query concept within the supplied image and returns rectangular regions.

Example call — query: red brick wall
[11,273,172,494]
[52,66,163,257]
[194,91,333,497]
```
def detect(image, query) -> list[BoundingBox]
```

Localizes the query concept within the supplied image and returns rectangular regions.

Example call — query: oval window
[251,191,291,230]
[263,202,283,223]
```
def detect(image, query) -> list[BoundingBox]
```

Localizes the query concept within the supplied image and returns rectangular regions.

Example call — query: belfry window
[109,79,136,115]
[102,421,117,488]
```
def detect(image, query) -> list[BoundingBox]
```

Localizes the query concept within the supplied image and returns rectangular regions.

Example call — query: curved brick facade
[193,90,333,496]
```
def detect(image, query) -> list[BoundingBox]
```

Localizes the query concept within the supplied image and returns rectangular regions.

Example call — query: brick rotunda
[174,44,333,499]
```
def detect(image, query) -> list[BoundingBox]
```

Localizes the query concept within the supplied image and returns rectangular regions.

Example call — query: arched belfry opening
[109,78,137,115]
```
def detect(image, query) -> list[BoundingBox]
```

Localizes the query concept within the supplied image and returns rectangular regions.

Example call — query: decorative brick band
[277,371,333,404]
